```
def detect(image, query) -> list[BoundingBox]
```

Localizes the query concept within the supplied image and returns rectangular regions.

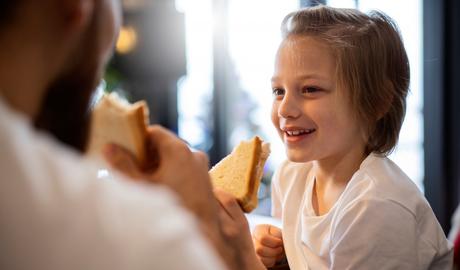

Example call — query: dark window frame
[424,0,460,234]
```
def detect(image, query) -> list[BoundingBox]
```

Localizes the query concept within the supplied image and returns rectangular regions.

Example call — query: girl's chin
[286,150,313,163]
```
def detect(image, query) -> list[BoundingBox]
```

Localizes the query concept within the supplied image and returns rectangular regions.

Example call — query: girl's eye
[272,88,285,97]
[301,87,320,94]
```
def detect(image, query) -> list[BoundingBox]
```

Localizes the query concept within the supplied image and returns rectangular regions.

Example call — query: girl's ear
[58,0,95,32]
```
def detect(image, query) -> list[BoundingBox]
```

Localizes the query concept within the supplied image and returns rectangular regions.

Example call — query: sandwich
[86,93,149,165]
[87,94,270,213]
[209,136,271,213]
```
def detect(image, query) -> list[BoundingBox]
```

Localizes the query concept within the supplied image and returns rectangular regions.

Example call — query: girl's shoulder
[339,153,431,221]
[354,153,422,198]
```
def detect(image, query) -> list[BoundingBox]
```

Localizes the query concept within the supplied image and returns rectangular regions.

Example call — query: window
[177,0,299,214]
[176,0,214,151]
[177,0,423,215]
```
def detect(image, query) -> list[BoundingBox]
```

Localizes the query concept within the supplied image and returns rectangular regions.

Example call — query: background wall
[110,0,460,231]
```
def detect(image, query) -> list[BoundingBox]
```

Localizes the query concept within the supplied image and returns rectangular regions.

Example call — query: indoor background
[103,0,460,233]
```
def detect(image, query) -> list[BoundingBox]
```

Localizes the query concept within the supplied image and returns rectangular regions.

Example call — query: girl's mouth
[285,128,316,136]
[283,128,316,144]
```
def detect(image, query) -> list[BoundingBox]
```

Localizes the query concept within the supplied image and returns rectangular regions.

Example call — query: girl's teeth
[287,130,303,136]
[286,129,315,136]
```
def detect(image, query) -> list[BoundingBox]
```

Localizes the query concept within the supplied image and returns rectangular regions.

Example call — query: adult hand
[103,125,253,270]
[103,125,216,223]
[214,188,267,270]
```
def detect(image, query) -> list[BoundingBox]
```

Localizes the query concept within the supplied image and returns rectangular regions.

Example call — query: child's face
[271,36,366,163]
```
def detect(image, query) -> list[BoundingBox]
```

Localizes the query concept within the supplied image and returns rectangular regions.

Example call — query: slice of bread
[210,136,270,213]
[86,93,149,165]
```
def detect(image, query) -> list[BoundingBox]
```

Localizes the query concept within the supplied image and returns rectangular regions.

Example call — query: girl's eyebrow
[297,74,328,81]
[271,77,280,83]
[271,74,328,83]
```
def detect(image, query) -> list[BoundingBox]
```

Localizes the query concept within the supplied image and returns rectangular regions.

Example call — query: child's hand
[253,224,285,267]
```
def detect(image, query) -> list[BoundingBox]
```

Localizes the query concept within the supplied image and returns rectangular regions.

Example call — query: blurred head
[271,5,409,162]
[1,0,122,152]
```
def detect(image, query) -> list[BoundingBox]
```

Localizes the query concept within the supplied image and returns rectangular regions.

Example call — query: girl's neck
[313,149,367,187]
[311,146,367,216]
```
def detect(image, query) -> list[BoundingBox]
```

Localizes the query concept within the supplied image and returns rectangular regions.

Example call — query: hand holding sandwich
[213,188,285,270]
[103,125,216,223]
[103,125,249,270]
[214,189,267,270]
[89,94,215,223]
[89,94,272,270]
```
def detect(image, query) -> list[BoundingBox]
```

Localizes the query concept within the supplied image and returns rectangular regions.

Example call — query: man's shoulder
[0,96,193,234]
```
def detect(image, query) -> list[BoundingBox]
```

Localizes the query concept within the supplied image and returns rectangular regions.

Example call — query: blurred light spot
[116,26,138,54]
[97,169,109,179]
[90,80,106,108]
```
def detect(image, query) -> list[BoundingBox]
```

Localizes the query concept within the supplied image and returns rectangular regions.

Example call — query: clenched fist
[253,224,285,267]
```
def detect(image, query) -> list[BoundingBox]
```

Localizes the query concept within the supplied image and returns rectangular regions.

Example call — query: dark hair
[0,1,21,26]
[281,5,410,155]
[34,5,101,153]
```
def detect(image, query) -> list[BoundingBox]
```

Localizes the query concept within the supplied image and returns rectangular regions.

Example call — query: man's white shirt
[0,96,226,270]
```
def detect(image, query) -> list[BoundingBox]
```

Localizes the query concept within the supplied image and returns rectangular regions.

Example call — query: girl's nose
[278,92,301,119]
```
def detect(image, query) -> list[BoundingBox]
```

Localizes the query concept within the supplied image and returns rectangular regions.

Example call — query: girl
[251,5,453,270]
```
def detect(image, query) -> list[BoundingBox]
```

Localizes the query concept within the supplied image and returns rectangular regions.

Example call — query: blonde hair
[281,6,410,155]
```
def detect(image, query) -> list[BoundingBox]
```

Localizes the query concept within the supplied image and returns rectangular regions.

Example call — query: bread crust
[127,101,149,164]
[209,136,270,213]
[240,136,262,212]
[86,94,149,166]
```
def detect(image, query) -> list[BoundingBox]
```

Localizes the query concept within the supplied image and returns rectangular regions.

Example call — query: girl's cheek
[271,104,280,127]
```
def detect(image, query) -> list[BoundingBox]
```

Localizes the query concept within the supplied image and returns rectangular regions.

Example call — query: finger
[255,245,284,257]
[102,143,142,179]
[217,205,238,237]
[259,256,276,268]
[146,126,192,162]
[214,188,246,221]
[146,125,177,144]
[142,135,160,173]
[146,125,188,153]
[276,250,286,262]
[269,225,283,240]
[214,190,235,223]
[254,225,283,245]
[217,204,234,225]
[194,151,210,170]
[214,189,239,221]
[254,232,283,248]
[254,224,271,236]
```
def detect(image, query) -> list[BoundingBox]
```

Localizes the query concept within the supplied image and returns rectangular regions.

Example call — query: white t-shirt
[0,97,226,270]
[271,154,453,270]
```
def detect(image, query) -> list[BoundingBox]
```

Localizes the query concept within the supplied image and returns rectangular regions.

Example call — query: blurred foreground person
[0,0,260,269]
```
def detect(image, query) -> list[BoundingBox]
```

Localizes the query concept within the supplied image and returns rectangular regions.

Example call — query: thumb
[102,143,142,179]
[269,225,283,240]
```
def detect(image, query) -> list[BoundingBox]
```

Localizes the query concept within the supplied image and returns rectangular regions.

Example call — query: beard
[34,26,103,153]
